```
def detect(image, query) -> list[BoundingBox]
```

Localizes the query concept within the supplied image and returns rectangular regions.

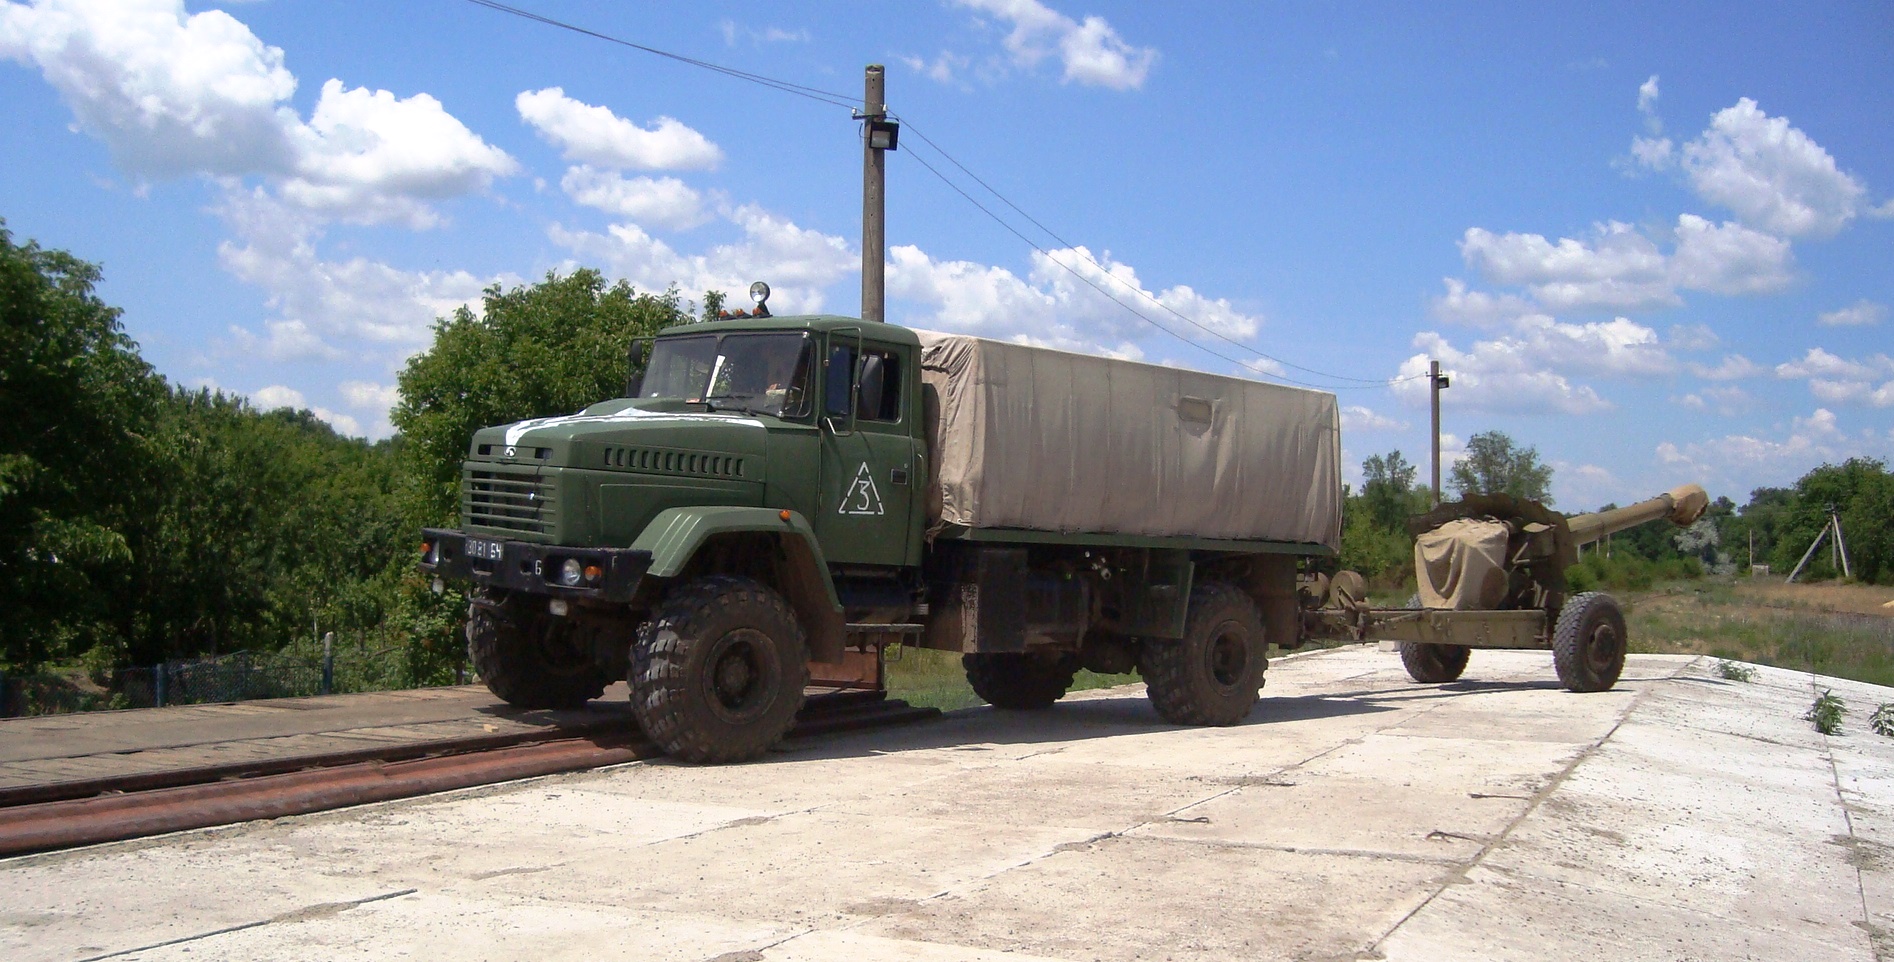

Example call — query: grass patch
[883,645,1138,712]
[1715,660,1756,682]
[1626,580,1894,689]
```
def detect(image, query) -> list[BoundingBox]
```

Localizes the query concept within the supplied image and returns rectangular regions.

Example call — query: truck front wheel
[963,652,1080,710]
[630,576,809,763]
[467,595,611,710]
[1140,582,1269,726]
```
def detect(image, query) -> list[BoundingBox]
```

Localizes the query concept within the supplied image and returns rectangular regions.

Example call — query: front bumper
[419,528,653,604]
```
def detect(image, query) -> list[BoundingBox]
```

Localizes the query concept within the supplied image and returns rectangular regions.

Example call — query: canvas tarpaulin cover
[915,331,1342,549]
[1415,518,1513,610]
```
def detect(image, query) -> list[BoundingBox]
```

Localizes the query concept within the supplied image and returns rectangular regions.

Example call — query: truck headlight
[559,558,584,586]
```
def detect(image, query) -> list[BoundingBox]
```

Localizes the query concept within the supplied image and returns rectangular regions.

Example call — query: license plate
[467,538,504,562]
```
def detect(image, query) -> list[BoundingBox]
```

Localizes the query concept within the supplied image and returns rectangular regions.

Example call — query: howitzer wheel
[1140,582,1268,726]
[1400,642,1470,684]
[1553,592,1626,693]
[963,652,1079,710]
[467,593,610,710]
[630,575,808,763]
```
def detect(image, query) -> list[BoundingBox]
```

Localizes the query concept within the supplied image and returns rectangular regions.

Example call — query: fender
[631,506,847,662]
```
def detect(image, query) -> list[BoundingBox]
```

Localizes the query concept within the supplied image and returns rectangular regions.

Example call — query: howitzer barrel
[1565,484,1708,546]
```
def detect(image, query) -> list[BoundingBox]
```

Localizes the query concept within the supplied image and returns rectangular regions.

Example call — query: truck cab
[420,314,928,761]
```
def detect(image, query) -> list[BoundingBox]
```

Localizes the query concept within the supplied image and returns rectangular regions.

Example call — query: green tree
[1360,449,1422,531]
[0,222,167,667]
[1449,430,1554,506]
[1770,458,1892,584]
[392,271,695,525]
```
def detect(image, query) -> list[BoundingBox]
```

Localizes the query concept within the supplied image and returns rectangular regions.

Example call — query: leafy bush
[1806,689,1846,735]
[1715,660,1756,682]
[1871,704,1894,738]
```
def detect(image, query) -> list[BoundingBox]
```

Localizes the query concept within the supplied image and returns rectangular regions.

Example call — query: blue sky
[2,0,1890,510]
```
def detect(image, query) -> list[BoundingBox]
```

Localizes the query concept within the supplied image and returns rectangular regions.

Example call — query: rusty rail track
[0,691,936,858]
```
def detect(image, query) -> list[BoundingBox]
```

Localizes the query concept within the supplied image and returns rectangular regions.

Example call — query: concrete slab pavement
[2,646,1886,961]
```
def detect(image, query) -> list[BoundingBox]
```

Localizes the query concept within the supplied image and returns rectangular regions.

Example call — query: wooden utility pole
[860,65,889,324]
[1429,360,1450,505]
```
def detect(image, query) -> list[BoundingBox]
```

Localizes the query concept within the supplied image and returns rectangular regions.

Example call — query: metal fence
[118,652,331,709]
[0,650,336,717]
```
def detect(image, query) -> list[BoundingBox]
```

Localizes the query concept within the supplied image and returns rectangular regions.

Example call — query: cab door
[816,336,918,568]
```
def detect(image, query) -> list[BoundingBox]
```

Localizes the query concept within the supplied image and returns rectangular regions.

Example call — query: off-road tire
[1552,591,1626,693]
[1400,642,1470,683]
[963,652,1080,710]
[630,575,809,763]
[467,596,611,710]
[1139,582,1269,726]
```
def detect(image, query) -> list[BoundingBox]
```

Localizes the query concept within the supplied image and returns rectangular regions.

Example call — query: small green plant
[1871,704,1894,738]
[1806,689,1846,735]
[1715,660,1756,682]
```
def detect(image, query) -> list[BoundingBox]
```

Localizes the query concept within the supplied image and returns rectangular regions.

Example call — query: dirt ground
[1733,577,1894,616]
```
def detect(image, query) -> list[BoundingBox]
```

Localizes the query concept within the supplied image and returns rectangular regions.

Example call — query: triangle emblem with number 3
[839,462,885,516]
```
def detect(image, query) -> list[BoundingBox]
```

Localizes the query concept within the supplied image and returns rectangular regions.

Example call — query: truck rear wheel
[1553,592,1626,693]
[1400,642,1470,683]
[467,595,610,710]
[963,652,1079,710]
[630,575,809,763]
[1140,582,1268,726]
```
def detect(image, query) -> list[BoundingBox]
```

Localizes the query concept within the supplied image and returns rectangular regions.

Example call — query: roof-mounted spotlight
[749,280,771,317]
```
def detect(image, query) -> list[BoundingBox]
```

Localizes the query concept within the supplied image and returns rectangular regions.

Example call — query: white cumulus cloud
[886,243,1260,358]
[216,188,502,359]
[1774,347,1894,408]
[1657,408,1890,492]
[1458,215,1793,314]
[952,0,1157,90]
[560,166,708,230]
[517,87,722,171]
[1340,405,1406,433]
[0,0,515,227]
[1647,97,1881,238]
[0,0,298,177]
[1819,299,1886,327]
[550,204,854,314]
[1392,333,1610,416]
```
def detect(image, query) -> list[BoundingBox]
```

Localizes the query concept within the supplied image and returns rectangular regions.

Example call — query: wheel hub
[704,629,775,718]
[1206,624,1249,688]
[1586,622,1622,673]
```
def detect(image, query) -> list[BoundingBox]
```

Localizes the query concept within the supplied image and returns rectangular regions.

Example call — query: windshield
[638,332,814,418]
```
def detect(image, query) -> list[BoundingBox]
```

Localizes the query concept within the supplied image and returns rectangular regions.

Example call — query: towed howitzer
[1303,484,1708,693]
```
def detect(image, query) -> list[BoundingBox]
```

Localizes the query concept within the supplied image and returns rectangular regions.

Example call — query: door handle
[891,468,909,485]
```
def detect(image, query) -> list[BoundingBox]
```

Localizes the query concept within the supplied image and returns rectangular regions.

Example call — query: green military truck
[420,305,1342,762]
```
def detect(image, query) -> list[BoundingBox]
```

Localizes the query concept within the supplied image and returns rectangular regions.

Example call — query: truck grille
[464,465,557,536]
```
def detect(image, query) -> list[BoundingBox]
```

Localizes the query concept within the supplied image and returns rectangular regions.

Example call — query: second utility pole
[1430,360,1450,505]
[860,64,888,323]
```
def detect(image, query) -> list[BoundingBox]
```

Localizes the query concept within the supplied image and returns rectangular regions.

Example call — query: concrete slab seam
[1818,705,1879,948]
[1365,654,1704,955]
[67,887,417,962]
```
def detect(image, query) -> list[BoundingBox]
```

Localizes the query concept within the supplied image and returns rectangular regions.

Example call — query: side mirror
[856,354,885,419]
[824,328,860,436]
[625,338,653,397]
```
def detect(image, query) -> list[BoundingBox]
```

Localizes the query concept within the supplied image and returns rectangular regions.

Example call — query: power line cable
[462,0,861,110]
[900,145,1394,392]
[459,0,1417,390]
[899,119,1420,387]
